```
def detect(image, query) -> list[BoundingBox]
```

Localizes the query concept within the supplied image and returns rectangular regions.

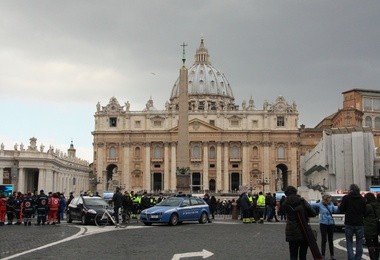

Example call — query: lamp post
[257,174,270,193]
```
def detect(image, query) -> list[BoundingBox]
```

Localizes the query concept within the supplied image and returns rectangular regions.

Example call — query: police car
[139,194,211,226]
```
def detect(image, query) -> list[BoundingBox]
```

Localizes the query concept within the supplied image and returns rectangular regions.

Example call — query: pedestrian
[112,187,123,225]
[339,184,366,260]
[0,193,7,226]
[58,192,66,223]
[281,185,318,260]
[279,195,287,221]
[122,191,133,222]
[239,192,251,223]
[14,192,23,225]
[6,194,15,225]
[363,192,380,260]
[311,194,338,260]
[47,193,60,225]
[210,196,217,219]
[22,192,35,226]
[256,191,266,224]
[157,193,165,203]
[36,190,49,225]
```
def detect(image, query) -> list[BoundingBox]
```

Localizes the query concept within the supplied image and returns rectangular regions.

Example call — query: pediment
[169,118,222,132]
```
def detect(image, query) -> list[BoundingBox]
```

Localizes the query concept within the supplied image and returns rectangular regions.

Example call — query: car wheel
[169,213,179,226]
[67,212,72,223]
[143,222,152,226]
[81,215,87,225]
[199,212,208,224]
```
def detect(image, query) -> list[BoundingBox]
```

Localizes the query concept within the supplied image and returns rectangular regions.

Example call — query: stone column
[202,142,209,191]
[0,168,3,185]
[45,169,54,193]
[17,168,25,193]
[216,142,222,192]
[144,143,151,192]
[170,142,177,192]
[38,169,46,192]
[122,142,130,191]
[242,142,249,186]
[223,143,229,192]
[164,142,170,192]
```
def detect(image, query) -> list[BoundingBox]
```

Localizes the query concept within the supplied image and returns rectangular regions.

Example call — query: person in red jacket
[0,194,7,226]
[47,193,60,225]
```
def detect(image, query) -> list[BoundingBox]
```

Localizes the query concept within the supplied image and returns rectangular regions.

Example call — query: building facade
[93,38,300,195]
[0,137,90,194]
[316,88,380,147]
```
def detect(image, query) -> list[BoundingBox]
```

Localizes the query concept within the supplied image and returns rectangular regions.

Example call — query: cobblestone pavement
[0,222,80,259]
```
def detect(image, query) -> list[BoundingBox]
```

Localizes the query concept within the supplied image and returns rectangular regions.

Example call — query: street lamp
[256,174,270,193]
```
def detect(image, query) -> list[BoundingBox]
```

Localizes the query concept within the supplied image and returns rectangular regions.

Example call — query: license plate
[150,215,159,219]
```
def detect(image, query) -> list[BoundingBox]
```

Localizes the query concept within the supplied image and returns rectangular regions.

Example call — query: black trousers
[319,223,335,257]
[289,240,308,260]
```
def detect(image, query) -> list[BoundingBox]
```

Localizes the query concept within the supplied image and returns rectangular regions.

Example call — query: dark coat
[364,201,380,237]
[281,194,317,242]
[240,193,251,211]
[339,192,366,226]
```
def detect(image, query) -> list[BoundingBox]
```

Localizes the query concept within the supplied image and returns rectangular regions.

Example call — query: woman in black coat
[281,186,317,260]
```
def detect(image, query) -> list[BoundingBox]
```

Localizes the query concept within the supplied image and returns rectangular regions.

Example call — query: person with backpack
[311,194,339,260]
[363,192,380,260]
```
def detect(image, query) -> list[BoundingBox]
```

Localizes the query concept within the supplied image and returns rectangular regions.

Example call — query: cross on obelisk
[181,42,187,65]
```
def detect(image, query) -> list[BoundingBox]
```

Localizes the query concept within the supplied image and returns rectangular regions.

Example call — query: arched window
[154,146,162,158]
[375,117,380,129]
[134,147,140,157]
[277,146,285,159]
[365,116,373,128]
[252,146,258,158]
[209,146,216,159]
[109,146,117,159]
[231,145,240,159]
[192,145,201,158]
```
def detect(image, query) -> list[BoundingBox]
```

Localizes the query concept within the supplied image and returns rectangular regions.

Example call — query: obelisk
[176,42,190,192]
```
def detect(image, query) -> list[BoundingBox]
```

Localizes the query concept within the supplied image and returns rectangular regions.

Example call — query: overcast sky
[1,1,379,162]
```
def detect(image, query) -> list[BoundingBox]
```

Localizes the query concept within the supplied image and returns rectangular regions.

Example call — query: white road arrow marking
[172,249,213,260]
[334,237,370,260]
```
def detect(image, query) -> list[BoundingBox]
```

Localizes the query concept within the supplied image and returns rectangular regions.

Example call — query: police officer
[36,190,49,225]
[22,192,35,226]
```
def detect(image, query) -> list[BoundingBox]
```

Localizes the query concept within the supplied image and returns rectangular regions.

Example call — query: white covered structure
[300,127,376,192]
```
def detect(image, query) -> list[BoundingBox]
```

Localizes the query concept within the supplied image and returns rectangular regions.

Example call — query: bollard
[231,202,238,220]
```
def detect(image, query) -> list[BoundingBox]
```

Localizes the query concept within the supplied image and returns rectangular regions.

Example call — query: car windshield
[156,197,182,207]
[84,198,108,207]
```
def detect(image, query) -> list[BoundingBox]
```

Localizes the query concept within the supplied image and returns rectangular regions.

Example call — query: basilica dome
[170,38,235,105]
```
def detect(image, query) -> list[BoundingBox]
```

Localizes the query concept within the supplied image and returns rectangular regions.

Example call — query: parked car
[66,196,113,225]
[140,194,211,226]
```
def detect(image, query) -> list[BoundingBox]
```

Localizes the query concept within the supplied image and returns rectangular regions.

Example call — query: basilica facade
[93,38,300,195]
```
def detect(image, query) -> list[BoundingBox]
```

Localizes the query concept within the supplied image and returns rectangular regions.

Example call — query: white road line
[2,225,150,260]
[334,237,370,260]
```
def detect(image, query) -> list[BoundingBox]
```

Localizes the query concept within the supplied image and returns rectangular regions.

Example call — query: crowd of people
[238,191,284,224]
[281,184,380,260]
[0,190,72,226]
